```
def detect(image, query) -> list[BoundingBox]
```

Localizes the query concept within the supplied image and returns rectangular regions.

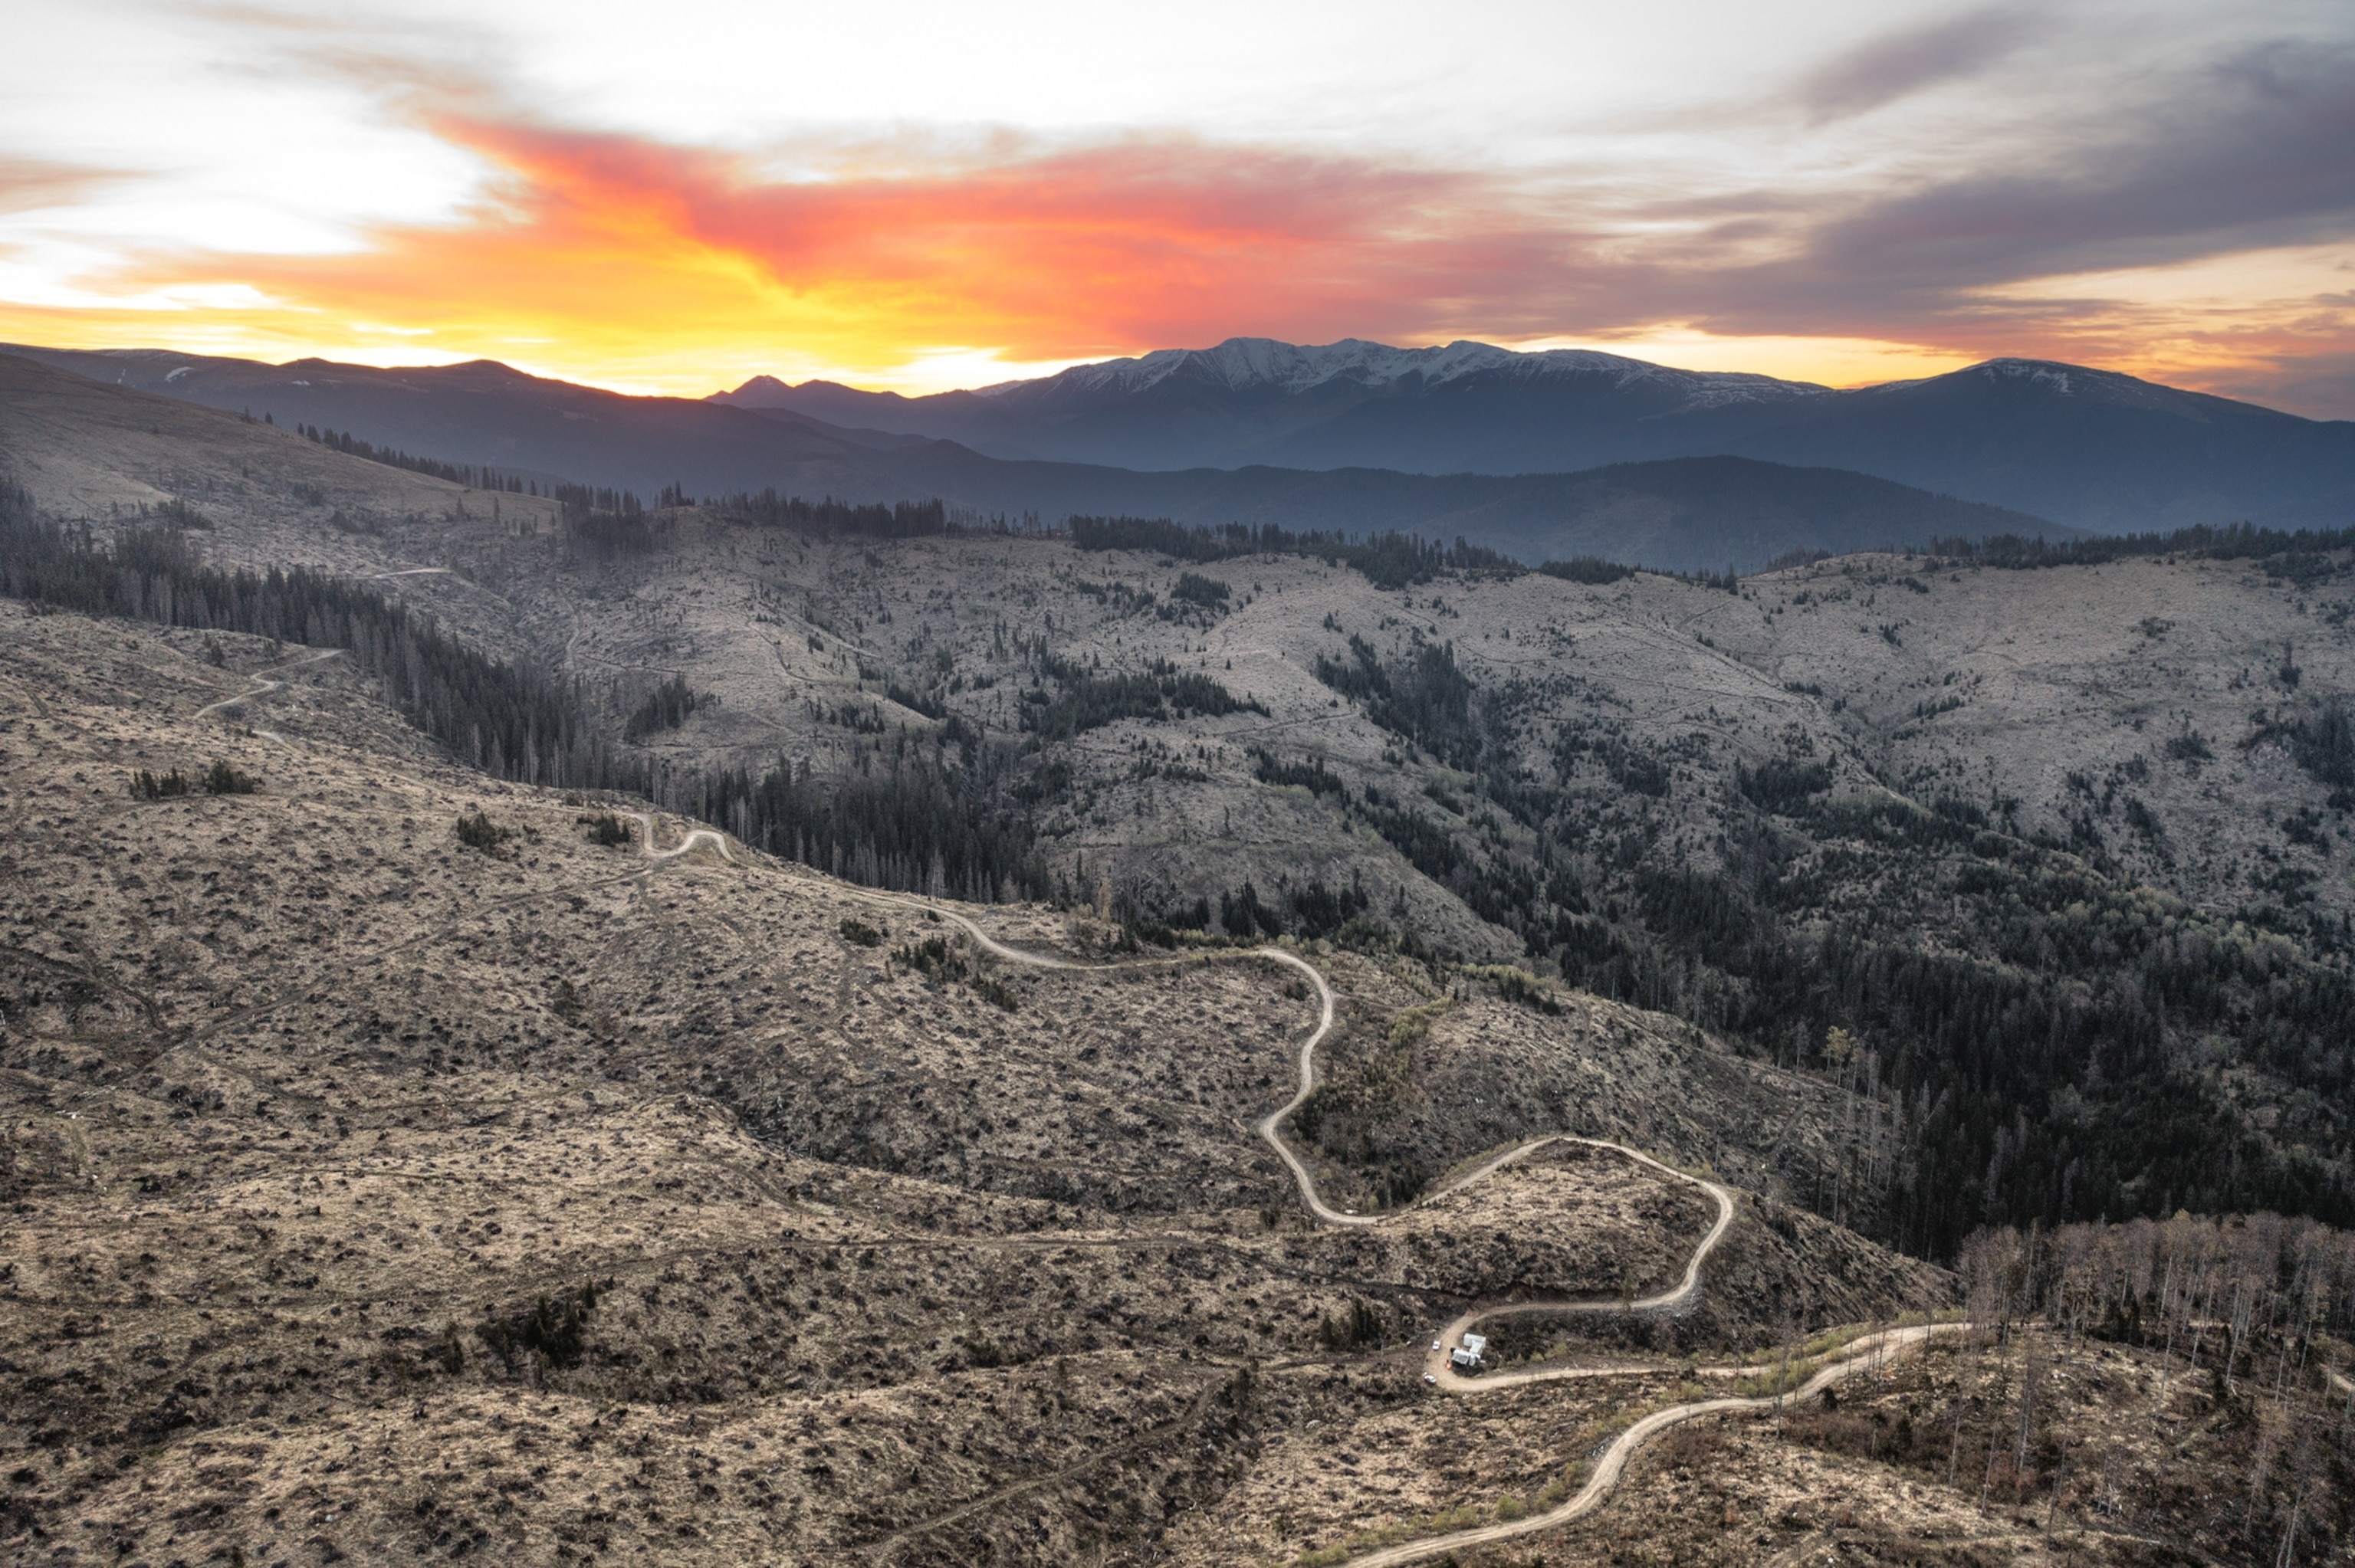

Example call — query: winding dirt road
[1419,1140,1735,1394]
[628,811,734,863]
[649,819,1961,1566]
[862,892,1735,1302]
[192,648,344,720]
[1349,1323,1964,1567]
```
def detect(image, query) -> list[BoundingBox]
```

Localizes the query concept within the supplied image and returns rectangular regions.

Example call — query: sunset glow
[3,0,2350,411]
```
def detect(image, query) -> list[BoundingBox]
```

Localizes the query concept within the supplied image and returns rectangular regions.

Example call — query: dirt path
[627,810,734,863]
[640,822,1953,1566]
[1419,1140,1734,1393]
[1349,1324,1967,1568]
[855,891,1733,1272]
[192,647,343,720]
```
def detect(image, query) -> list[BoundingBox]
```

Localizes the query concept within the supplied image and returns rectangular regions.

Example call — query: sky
[2,1,2352,414]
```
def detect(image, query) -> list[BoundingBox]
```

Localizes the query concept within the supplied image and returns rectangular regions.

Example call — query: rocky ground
[0,605,1956,1566]
[4,353,2350,1566]
[1463,1323,2354,1568]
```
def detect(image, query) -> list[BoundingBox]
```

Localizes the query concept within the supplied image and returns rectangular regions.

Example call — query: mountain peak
[1967,357,2143,397]
[973,336,1831,410]
[721,374,793,399]
[712,374,915,408]
[1859,356,2299,422]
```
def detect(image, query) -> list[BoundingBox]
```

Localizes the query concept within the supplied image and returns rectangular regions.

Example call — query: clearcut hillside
[3,349,2350,1257]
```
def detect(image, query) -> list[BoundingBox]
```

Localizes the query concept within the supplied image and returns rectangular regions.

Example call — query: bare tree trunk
[1948,1338,1972,1489]
[2271,1425,2311,1568]
[2227,1278,2252,1395]
[2153,1254,2179,1393]
[1981,1358,2011,1505]
[1774,1312,1795,1438]
[2243,1406,2283,1531]
[2015,1333,2043,1471]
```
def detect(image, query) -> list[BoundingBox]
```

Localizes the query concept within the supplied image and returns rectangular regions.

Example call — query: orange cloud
[0,116,1570,393]
[2,95,2350,414]
[448,117,1511,352]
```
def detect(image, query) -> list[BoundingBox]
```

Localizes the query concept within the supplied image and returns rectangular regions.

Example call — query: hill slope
[1,353,2347,1260]
[1727,357,2355,533]
[718,338,2355,532]
[715,338,1828,474]
[0,599,1955,1566]
[3,368,2353,1567]
[0,348,2052,572]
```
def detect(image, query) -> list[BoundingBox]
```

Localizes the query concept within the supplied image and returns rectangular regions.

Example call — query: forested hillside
[4,353,2354,1568]
[4,353,2352,1276]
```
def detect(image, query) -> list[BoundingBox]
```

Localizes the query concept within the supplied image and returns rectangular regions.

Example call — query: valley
[2,347,2353,1566]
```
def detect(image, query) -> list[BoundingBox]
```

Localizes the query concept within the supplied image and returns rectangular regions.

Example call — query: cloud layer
[2,2,2350,412]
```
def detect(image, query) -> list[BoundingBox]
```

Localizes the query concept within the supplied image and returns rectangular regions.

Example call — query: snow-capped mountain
[714,336,1834,476]
[714,341,2355,531]
[971,336,1826,413]
[11,336,2343,539]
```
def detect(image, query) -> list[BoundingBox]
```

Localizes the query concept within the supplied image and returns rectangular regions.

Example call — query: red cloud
[6,80,2351,415]
[389,113,1571,362]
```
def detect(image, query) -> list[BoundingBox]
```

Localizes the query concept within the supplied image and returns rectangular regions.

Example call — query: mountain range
[8,336,2350,566]
[718,339,2355,534]
[5,311,2353,1568]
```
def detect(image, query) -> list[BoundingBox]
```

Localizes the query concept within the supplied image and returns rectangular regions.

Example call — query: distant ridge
[714,338,2355,533]
[2,343,2054,571]
[972,337,1823,408]
[722,339,1823,413]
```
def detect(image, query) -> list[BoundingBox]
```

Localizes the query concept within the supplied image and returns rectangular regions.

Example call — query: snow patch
[975,336,1830,408]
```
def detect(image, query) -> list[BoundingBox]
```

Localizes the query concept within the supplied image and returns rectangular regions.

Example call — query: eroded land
[4,352,2353,1566]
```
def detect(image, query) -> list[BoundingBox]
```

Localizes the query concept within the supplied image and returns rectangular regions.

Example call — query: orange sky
[3,2,2351,411]
[2,120,1585,391]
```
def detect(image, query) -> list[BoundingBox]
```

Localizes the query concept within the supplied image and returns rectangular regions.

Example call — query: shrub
[576,812,632,848]
[1171,571,1230,608]
[455,810,511,851]
[839,917,882,947]
[1737,757,1832,812]
[478,1281,599,1373]
[1318,1298,1384,1350]
[1537,555,1635,586]
[131,768,192,799]
[1486,966,1562,1015]
[622,674,706,743]
[203,761,257,795]
[964,1335,1003,1369]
